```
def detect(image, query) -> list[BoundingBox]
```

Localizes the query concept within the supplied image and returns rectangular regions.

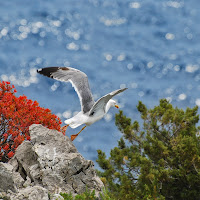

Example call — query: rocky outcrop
[0,124,104,200]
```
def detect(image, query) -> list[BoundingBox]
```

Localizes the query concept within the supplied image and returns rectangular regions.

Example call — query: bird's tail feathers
[64,119,83,129]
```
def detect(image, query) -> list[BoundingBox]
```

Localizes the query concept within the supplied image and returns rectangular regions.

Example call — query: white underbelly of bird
[37,66,127,141]
[64,110,105,128]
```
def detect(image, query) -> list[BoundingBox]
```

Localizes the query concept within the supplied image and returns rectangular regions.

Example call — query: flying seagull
[37,67,127,141]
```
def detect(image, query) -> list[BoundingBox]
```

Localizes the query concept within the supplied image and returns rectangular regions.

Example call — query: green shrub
[60,188,113,200]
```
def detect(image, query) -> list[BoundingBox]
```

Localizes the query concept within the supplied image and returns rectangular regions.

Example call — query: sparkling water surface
[0,0,200,162]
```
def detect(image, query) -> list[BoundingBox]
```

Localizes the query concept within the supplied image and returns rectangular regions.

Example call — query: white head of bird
[105,99,119,113]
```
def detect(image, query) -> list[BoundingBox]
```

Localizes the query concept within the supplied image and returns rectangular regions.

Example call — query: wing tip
[37,68,42,73]
[37,67,60,78]
[37,67,70,75]
[121,87,128,91]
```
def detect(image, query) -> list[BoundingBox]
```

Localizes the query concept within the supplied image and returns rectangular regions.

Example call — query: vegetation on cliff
[0,81,62,162]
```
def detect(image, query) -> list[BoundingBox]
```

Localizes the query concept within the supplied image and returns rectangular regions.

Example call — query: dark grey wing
[88,88,127,116]
[37,67,95,113]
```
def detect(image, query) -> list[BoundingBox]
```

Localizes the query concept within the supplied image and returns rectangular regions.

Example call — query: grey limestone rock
[9,186,49,200]
[0,162,17,193]
[0,124,104,199]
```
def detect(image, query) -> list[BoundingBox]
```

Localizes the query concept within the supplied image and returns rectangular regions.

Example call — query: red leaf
[3,144,9,151]
[7,151,14,158]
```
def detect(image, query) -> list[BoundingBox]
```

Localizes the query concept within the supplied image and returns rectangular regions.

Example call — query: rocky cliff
[0,124,104,200]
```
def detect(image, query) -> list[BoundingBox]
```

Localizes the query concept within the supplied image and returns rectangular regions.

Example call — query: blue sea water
[0,0,200,163]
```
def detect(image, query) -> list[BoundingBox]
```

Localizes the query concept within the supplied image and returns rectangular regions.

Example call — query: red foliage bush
[0,81,62,162]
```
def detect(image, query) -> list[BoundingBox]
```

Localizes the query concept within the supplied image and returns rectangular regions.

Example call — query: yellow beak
[115,105,119,109]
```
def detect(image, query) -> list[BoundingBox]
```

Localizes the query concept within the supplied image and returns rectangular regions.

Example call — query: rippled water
[0,0,200,162]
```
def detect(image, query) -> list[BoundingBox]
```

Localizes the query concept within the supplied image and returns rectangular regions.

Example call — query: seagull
[37,67,127,141]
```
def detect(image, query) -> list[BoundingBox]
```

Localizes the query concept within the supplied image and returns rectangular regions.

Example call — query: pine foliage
[97,99,200,200]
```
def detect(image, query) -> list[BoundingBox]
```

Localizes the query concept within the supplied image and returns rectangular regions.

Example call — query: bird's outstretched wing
[89,88,127,116]
[37,67,95,113]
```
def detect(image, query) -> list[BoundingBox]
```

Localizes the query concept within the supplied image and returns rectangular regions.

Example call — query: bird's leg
[71,126,86,141]
[61,124,69,134]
